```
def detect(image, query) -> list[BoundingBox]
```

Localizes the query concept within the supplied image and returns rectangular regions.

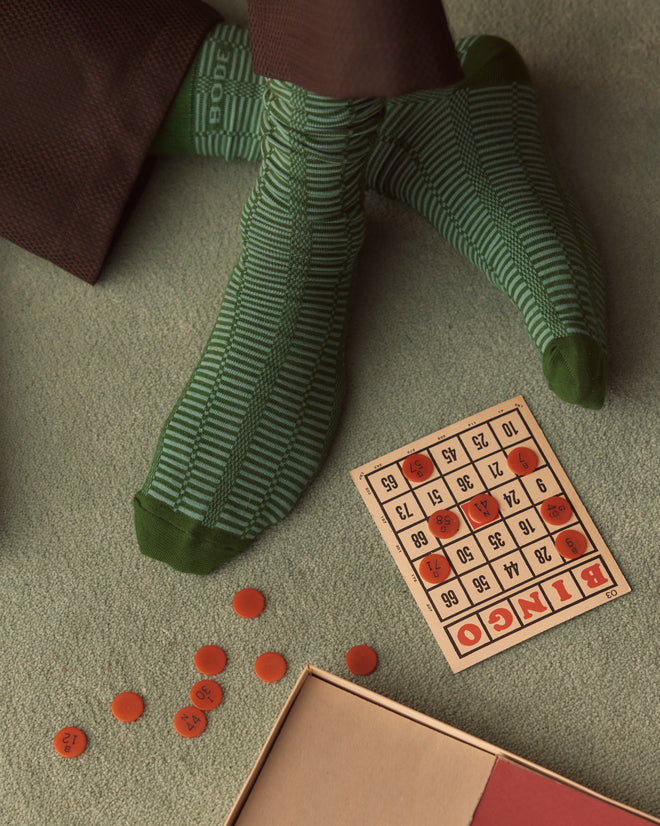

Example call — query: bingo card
[350,397,630,672]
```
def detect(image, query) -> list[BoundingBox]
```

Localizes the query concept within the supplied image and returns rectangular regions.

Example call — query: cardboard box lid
[226,666,659,826]
[230,668,495,825]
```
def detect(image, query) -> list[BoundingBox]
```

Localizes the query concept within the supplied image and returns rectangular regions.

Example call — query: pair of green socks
[136,27,607,574]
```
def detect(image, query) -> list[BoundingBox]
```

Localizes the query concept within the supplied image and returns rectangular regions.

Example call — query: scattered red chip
[254,652,287,683]
[540,496,573,526]
[190,679,223,711]
[428,509,460,539]
[345,645,378,676]
[111,691,144,723]
[418,553,452,585]
[54,726,87,758]
[466,494,499,525]
[555,529,587,560]
[173,706,207,739]
[507,447,538,476]
[401,453,434,483]
[194,645,227,676]
[233,588,265,619]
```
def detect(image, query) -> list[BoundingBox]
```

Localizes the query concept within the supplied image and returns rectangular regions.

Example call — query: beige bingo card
[350,396,630,672]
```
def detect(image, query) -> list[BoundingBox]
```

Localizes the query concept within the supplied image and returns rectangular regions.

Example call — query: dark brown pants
[0,0,220,283]
[0,0,459,283]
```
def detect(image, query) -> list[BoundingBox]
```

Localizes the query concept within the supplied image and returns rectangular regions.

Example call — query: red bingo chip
[111,691,144,723]
[54,726,87,758]
[345,645,378,676]
[507,447,538,476]
[428,509,460,539]
[540,496,573,526]
[233,588,265,619]
[190,680,223,711]
[254,652,287,684]
[418,553,452,585]
[466,494,499,525]
[173,706,207,739]
[401,453,434,483]
[555,529,587,560]
[194,645,227,676]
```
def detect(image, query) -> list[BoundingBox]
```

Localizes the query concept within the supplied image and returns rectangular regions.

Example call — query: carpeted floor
[1,1,658,823]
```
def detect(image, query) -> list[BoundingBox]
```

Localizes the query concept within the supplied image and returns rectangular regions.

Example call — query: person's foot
[135,82,384,573]
[368,35,607,408]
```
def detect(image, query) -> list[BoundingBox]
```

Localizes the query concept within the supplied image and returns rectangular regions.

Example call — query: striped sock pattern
[368,36,607,406]
[135,82,383,573]
[153,30,607,406]
[152,23,264,161]
[374,81,606,352]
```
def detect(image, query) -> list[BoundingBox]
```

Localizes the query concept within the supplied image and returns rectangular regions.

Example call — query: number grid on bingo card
[350,396,631,673]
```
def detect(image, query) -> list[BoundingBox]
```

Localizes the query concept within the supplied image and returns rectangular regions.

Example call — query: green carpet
[1,1,658,823]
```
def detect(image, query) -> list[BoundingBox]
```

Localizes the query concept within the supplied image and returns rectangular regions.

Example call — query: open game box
[225,665,658,825]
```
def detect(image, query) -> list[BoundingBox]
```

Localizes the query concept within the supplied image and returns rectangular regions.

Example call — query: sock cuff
[191,23,264,161]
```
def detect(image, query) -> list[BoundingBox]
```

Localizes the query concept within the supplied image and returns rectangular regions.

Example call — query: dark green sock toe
[458,34,531,87]
[542,334,607,409]
[133,493,252,575]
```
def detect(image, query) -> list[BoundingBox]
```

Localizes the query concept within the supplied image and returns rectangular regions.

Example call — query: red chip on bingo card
[555,529,587,560]
[540,496,573,526]
[402,453,434,483]
[419,554,451,584]
[428,509,460,539]
[507,446,538,476]
[466,494,499,525]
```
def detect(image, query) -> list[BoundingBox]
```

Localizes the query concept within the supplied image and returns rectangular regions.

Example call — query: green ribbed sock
[135,82,384,574]
[367,35,607,409]
[151,23,264,161]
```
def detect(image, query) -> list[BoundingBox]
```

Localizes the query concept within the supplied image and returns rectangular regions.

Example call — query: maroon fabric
[247,0,463,98]
[0,0,220,283]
